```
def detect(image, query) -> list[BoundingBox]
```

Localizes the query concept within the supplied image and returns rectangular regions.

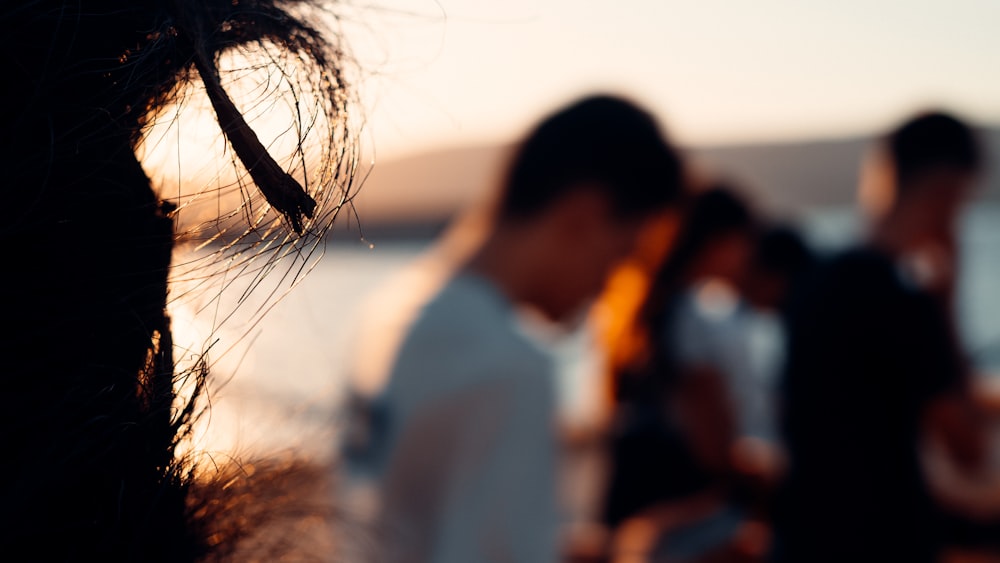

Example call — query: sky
[337,0,1000,161]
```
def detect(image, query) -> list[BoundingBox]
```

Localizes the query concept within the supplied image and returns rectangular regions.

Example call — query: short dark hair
[638,184,756,322]
[887,111,982,188]
[752,224,815,280]
[498,94,684,220]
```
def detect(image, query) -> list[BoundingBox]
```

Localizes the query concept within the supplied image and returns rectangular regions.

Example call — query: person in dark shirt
[772,111,989,562]
[601,186,763,560]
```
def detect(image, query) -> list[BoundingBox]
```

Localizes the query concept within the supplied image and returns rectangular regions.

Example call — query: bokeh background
[138,0,1000,466]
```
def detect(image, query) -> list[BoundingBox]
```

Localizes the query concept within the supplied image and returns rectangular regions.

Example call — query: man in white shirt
[340,94,685,563]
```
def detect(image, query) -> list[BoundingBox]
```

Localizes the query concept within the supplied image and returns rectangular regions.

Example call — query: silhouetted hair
[498,95,684,220]
[2,1,355,560]
[752,224,816,281]
[639,185,756,322]
[615,185,755,402]
[887,111,982,188]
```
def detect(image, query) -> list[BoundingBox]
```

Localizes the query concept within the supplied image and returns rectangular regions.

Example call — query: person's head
[639,184,756,321]
[859,111,982,222]
[498,94,684,223]
[744,223,816,312]
[486,94,685,322]
[660,185,756,286]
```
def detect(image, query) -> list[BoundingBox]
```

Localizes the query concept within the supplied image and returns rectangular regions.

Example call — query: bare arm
[922,384,1000,520]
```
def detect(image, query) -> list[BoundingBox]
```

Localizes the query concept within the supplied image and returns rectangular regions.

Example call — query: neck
[869,180,962,257]
[870,192,960,302]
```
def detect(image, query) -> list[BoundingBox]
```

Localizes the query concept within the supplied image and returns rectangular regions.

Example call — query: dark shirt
[602,296,713,529]
[773,247,965,562]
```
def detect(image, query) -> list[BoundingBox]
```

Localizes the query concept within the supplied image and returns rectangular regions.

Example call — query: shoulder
[408,274,548,361]
[386,274,553,398]
[669,287,738,346]
[796,247,897,303]
[782,246,902,339]
[342,274,556,473]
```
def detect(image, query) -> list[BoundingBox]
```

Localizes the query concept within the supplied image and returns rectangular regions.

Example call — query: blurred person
[742,224,818,320]
[339,94,685,563]
[728,223,820,513]
[602,185,771,561]
[739,223,819,440]
[772,111,992,562]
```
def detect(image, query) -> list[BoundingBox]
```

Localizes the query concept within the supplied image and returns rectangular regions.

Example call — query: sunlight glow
[339,0,1000,161]
[136,43,338,236]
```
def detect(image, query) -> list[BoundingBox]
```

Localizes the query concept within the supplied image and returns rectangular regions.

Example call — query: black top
[773,247,965,562]
[602,296,714,529]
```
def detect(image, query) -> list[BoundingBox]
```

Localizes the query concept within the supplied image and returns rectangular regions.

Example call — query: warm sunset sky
[339,0,1000,161]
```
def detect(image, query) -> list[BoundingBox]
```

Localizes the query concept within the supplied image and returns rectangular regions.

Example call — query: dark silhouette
[772,111,990,562]
[602,186,766,561]
[1,2,356,561]
[743,224,817,317]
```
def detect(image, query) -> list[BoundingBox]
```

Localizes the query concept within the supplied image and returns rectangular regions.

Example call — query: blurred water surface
[174,203,1000,457]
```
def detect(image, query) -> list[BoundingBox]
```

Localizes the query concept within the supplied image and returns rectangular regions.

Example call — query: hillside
[344,127,1000,238]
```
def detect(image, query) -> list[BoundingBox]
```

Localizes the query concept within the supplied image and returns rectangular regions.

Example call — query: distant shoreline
[325,217,450,245]
[351,128,1000,224]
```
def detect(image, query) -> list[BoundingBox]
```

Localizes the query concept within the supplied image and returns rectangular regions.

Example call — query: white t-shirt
[669,282,781,443]
[340,271,560,563]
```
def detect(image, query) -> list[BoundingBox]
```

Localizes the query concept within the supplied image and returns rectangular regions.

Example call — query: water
[171,240,433,458]
[175,203,1000,458]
